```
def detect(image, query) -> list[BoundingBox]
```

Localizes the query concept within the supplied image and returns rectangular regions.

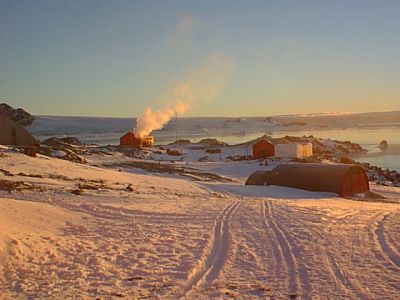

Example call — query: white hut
[275,142,313,158]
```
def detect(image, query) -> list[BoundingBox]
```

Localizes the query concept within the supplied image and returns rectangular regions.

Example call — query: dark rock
[71,188,84,195]
[78,183,99,190]
[379,140,388,150]
[166,149,183,156]
[0,179,44,191]
[168,139,191,146]
[110,293,125,298]
[197,138,228,147]
[0,103,35,127]
[17,172,44,178]
[339,157,355,164]
[125,185,134,192]
[0,168,14,176]
[126,276,143,281]
[38,146,86,164]
[42,137,82,148]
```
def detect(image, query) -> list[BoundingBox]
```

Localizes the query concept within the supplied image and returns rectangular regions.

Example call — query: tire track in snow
[375,213,400,269]
[262,200,305,297]
[260,200,283,279]
[278,206,366,298]
[177,200,240,298]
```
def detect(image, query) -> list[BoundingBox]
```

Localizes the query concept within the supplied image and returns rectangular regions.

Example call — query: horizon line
[33,109,400,120]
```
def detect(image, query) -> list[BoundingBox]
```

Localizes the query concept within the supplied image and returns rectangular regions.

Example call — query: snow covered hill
[0,147,399,299]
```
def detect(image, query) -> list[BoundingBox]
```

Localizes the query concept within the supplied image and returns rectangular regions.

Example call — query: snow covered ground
[0,147,399,299]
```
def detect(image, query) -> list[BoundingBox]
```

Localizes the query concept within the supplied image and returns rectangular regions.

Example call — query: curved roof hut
[245,163,369,197]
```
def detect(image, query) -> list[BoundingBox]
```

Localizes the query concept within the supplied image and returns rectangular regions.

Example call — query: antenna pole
[175,111,178,141]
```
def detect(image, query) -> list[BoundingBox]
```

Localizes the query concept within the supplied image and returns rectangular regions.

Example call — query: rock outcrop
[0,103,35,127]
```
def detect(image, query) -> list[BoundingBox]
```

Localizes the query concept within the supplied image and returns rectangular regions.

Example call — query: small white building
[275,142,313,158]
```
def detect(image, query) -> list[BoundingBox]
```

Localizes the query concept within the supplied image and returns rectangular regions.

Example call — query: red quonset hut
[252,140,275,159]
[245,163,370,197]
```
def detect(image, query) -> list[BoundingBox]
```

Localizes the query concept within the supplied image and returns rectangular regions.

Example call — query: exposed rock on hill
[42,137,82,149]
[0,103,35,127]
[38,136,86,163]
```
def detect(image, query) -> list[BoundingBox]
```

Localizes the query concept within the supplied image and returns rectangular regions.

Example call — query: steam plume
[134,53,234,137]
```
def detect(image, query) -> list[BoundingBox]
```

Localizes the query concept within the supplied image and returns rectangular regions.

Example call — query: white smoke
[167,14,200,50]
[134,53,234,137]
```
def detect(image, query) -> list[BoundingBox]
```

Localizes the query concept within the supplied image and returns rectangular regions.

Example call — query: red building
[252,140,275,159]
[246,164,370,197]
[120,132,154,148]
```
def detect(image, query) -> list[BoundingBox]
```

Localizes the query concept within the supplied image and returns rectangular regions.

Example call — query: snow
[0,148,399,299]
[50,150,67,157]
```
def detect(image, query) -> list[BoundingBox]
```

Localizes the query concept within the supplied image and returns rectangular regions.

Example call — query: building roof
[270,163,363,183]
[253,139,274,146]
[120,131,136,138]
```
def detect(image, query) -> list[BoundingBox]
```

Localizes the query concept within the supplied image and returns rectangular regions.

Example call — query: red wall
[252,140,275,159]
[341,172,370,197]
[120,133,142,148]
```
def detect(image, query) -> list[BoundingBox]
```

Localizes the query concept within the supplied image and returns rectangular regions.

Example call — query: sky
[1,0,399,117]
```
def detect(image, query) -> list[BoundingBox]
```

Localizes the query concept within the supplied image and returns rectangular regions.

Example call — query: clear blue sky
[1,0,399,117]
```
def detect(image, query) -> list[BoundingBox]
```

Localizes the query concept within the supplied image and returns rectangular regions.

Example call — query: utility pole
[175,111,178,141]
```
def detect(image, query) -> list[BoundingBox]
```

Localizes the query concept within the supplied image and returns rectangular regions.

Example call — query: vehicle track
[276,205,366,298]
[260,200,283,279]
[363,211,400,294]
[262,200,304,297]
[375,213,400,269]
[177,200,241,298]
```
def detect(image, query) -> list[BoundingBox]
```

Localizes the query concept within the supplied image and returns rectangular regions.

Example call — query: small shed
[120,132,142,148]
[252,140,275,159]
[0,115,38,147]
[120,132,154,148]
[245,163,369,197]
[275,143,313,158]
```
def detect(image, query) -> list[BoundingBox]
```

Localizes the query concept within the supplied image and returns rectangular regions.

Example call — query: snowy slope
[0,149,399,299]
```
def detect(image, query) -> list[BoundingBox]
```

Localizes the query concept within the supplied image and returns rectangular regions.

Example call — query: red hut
[120,132,154,148]
[252,140,275,159]
[120,132,141,148]
[246,163,370,197]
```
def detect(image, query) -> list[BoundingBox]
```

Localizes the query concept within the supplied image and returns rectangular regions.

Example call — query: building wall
[275,143,298,158]
[275,143,313,158]
[142,136,154,147]
[120,133,141,148]
[342,171,369,197]
[0,116,37,146]
[259,164,369,197]
[252,141,274,159]
[120,133,154,148]
[299,143,313,157]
